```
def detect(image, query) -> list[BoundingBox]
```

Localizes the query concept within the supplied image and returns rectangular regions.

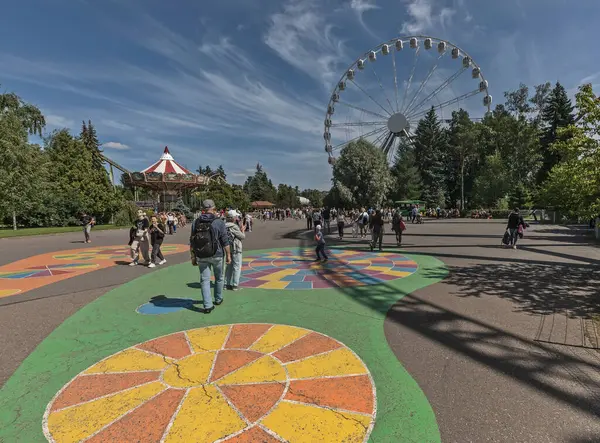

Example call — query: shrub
[114,201,138,226]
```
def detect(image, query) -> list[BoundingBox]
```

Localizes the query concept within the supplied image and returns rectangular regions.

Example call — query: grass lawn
[0,225,124,239]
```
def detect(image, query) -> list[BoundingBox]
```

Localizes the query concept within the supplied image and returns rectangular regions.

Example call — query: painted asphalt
[1,219,599,442]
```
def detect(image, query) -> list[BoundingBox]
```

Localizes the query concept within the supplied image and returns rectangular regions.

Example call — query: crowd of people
[79,200,534,314]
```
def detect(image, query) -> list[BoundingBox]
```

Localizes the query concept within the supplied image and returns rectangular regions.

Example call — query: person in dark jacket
[148,216,166,268]
[190,200,232,313]
[369,209,385,251]
[506,208,526,249]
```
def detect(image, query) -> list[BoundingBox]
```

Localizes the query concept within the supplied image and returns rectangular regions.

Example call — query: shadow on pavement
[286,228,600,427]
[444,261,600,319]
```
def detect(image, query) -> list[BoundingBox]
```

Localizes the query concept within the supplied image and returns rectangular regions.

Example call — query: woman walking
[148,215,167,268]
[225,210,246,291]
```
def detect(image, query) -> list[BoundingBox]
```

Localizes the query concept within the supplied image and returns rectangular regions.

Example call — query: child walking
[315,225,328,262]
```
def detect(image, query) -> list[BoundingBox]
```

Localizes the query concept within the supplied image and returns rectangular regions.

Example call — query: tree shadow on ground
[443,261,600,319]
[286,229,600,428]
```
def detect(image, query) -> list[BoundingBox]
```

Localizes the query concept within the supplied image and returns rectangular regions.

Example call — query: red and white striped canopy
[142,146,192,175]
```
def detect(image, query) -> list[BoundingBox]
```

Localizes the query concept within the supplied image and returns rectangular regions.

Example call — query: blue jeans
[226,252,242,288]
[197,256,224,309]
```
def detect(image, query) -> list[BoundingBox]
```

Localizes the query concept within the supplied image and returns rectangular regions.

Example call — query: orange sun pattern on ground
[0,245,188,299]
[43,324,376,443]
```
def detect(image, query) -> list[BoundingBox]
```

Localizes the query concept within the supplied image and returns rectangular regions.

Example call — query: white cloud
[264,0,348,87]
[45,114,74,128]
[400,0,434,34]
[349,0,381,41]
[350,0,378,14]
[103,141,130,150]
[400,0,458,35]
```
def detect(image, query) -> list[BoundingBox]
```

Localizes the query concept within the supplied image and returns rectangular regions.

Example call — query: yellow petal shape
[47,381,165,443]
[164,386,246,442]
[249,325,309,354]
[286,348,367,379]
[162,352,216,388]
[84,349,171,374]
[216,355,286,385]
[261,401,371,443]
[186,325,230,352]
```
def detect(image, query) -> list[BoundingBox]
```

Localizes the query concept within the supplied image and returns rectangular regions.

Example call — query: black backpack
[191,219,217,258]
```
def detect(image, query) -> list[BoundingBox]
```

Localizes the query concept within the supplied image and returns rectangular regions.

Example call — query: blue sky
[1,0,599,190]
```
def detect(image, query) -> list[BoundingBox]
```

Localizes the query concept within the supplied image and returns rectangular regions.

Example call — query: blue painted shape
[281,274,305,282]
[249,266,275,270]
[136,297,196,315]
[1,271,39,279]
[285,281,314,290]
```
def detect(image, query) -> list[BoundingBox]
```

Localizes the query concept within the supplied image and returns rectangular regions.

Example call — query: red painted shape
[225,324,272,349]
[86,388,184,443]
[272,332,342,363]
[209,350,262,382]
[136,332,192,359]
[220,383,285,423]
[286,375,374,414]
[224,426,280,442]
[163,161,177,174]
[50,372,161,411]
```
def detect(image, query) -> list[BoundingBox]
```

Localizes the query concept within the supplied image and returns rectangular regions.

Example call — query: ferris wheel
[324,35,492,164]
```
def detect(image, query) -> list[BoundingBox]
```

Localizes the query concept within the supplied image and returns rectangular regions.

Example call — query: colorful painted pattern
[44,324,376,443]
[0,244,188,299]
[237,248,418,290]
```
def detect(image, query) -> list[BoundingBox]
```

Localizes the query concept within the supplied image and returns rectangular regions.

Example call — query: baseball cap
[202,199,215,209]
[316,225,322,230]
[227,209,239,218]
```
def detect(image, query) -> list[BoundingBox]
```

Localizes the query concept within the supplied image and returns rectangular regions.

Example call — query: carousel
[121,146,219,210]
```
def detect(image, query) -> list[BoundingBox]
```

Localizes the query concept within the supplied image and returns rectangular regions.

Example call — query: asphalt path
[1,218,599,442]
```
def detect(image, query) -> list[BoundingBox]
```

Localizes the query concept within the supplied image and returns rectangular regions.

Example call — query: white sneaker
[129,261,138,266]
[159,259,167,265]
[147,263,156,268]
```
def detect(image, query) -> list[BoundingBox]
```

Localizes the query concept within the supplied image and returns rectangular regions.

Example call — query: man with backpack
[190,199,231,314]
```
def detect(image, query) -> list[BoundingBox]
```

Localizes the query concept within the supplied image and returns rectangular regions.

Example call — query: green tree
[45,129,121,223]
[0,112,47,229]
[195,181,250,211]
[300,189,326,208]
[276,184,298,208]
[0,90,46,136]
[537,81,575,183]
[530,82,552,115]
[243,163,276,202]
[332,138,392,208]
[390,139,421,202]
[413,108,447,206]
[80,120,104,169]
[504,83,532,116]
[471,152,511,207]
[216,165,226,180]
[539,84,600,219]
[446,109,479,209]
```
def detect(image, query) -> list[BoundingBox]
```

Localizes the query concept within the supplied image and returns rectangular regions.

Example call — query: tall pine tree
[390,139,422,201]
[537,82,575,183]
[413,108,447,206]
[80,120,104,169]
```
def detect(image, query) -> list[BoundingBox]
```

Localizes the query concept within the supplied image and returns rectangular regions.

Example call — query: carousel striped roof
[142,146,192,175]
